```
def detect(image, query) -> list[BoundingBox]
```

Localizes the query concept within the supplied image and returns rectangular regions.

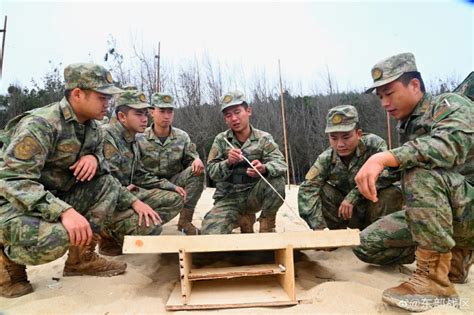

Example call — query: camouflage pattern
[298,133,401,230]
[453,71,474,101]
[0,97,124,265]
[201,126,287,234]
[354,92,474,264]
[325,105,359,133]
[151,92,177,109]
[116,90,151,110]
[64,63,123,95]
[138,126,204,210]
[365,52,417,93]
[101,119,183,231]
[220,90,247,112]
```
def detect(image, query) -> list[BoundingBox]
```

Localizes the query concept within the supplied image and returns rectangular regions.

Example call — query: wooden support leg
[179,249,193,304]
[274,246,295,301]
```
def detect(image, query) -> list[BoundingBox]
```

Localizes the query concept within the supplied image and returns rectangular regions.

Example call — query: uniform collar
[398,93,431,129]
[111,119,136,143]
[331,135,366,164]
[225,125,257,143]
[59,97,98,129]
[146,124,176,142]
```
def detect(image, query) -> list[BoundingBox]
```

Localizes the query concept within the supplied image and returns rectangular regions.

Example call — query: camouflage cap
[453,71,474,101]
[64,63,123,95]
[151,92,176,109]
[365,52,418,93]
[116,90,151,110]
[122,84,138,91]
[220,90,247,112]
[325,105,359,133]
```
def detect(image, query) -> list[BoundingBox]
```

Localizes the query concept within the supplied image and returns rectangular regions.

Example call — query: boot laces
[408,259,431,288]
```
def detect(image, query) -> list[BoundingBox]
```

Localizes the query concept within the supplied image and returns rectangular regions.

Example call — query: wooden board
[124,229,360,254]
[188,264,284,281]
[275,246,296,301]
[166,277,300,310]
[178,249,192,304]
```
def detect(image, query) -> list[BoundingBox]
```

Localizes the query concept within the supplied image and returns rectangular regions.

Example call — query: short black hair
[396,71,426,93]
[115,105,132,117]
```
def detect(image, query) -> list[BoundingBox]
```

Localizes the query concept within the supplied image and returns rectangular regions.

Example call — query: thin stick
[386,112,392,149]
[155,42,161,92]
[278,60,291,189]
[222,137,309,229]
[0,16,7,79]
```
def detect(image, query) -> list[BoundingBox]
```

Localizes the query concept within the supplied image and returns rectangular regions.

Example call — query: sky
[0,0,473,95]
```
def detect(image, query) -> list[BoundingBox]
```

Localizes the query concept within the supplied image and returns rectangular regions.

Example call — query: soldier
[201,91,287,234]
[354,52,473,312]
[98,90,184,255]
[298,105,402,231]
[138,93,204,235]
[0,63,128,298]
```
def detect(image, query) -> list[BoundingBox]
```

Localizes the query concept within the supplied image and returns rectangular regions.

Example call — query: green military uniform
[0,64,125,266]
[102,90,183,241]
[138,92,204,234]
[298,105,402,230]
[201,91,288,234]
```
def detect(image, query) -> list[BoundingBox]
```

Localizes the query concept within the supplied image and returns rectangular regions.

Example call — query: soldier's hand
[60,208,93,246]
[175,186,187,200]
[127,184,138,192]
[191,158,205,176]
[70,154,98,182]
[355,152,399,202]
[132,200,162,227]
[227,148,243,165]
[247,160,266,178]
[338,200,354,220]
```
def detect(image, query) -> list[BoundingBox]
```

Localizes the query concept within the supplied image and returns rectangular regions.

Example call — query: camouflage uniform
[201,91,287,234]
[353,92,474,264]
[102,91,183,241]
[298,105,402,230]
[453,71,474,101]
[0,64,124,266]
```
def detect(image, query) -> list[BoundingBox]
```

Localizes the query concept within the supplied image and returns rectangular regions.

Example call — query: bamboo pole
[386,112,392,149]
[0,16,7,79]
[155,42,161,92]
[278,60,291,189]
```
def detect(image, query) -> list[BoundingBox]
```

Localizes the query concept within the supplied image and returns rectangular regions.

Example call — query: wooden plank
[166,276,298,310]
[178,249,192,304]
[124,229,360,254]
[188,264,284,281]
[275,246,296,301]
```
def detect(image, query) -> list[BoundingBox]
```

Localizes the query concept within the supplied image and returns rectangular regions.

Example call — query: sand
[1,186,472,314]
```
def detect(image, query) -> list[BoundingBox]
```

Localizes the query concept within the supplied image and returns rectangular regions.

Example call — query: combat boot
[63,235,127,277]
[259,216,276,233]
[382,248,459,312]
[0,246,33,298]
[177,208,200,235]
[239,213,256,233]
[449,247,473,284]
[98,230,122,256]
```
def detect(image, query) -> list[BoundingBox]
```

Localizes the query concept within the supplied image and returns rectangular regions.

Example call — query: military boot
[259,216,276,233]
[239,213,256,233]
[177,208,200,235]
[63,235,127,277]
[449,247,473,284]
[0,246,33,298]
[382,248,459,312]
[98,230,123,256]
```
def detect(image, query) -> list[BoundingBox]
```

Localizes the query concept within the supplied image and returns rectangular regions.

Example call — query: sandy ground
[1,186,472,314]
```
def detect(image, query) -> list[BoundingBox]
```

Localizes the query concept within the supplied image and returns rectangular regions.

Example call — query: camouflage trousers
[110,186,183,243]
[201,176,285,234]
[353,167,474,265]
[320,183,402,230]
[168,166,204,210]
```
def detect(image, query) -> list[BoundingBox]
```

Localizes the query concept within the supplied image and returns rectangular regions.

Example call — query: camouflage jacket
[102,120,177,207]
[138,125,199,179]
[392,93,474,184]
[0,98,109,223]
[298,133,399,229]
[207,126,287,199]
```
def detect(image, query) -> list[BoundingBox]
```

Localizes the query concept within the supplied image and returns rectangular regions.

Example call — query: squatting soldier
[0,63,128,298]
[354,53,473,312]
[138,92,205,235]
[99,90,184,255]
[298,105,402,230]
[201,91,287,234]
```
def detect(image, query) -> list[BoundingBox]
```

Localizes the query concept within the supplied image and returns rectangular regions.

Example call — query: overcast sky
[0,0,472,95]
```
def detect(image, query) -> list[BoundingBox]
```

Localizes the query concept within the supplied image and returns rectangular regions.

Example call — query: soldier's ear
[247,106,252,116]
[117,111,127,123]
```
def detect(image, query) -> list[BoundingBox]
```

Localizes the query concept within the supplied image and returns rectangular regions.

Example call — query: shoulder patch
[305,166,320,180]
[104,143,119,160]
[13,136,41,160]
[207,147,218,162]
